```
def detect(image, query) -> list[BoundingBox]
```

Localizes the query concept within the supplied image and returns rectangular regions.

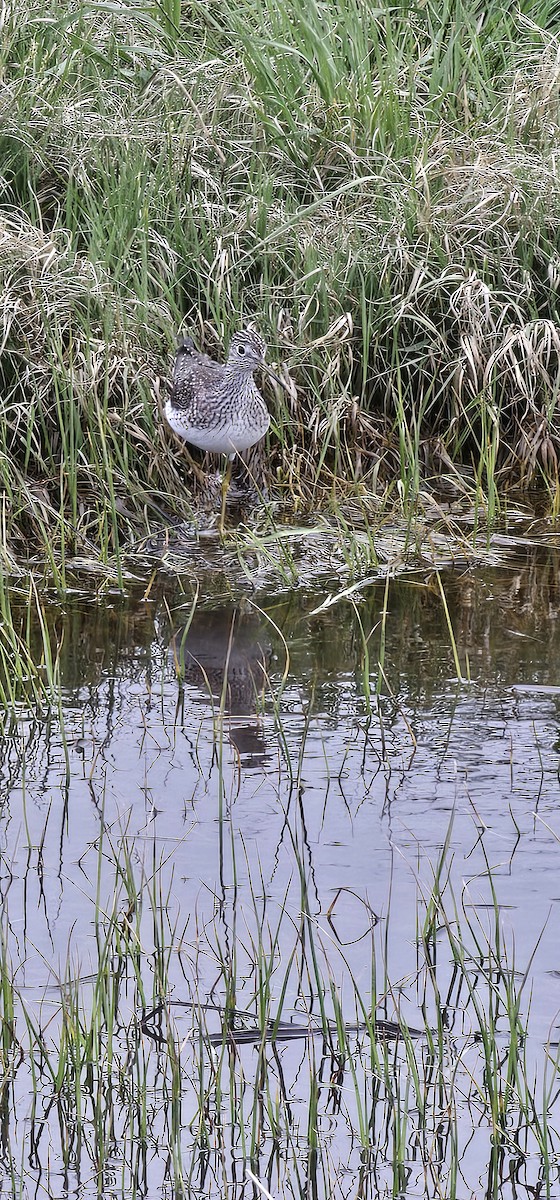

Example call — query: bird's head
[226,328,287,392]
[227,329,268,373]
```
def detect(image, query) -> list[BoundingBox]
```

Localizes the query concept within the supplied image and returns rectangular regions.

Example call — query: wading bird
[165,328,284,532]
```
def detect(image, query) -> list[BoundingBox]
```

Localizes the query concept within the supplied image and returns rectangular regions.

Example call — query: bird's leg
[219,455,234,535]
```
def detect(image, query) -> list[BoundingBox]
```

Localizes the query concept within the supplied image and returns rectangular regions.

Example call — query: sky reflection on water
[1,556,560,1198]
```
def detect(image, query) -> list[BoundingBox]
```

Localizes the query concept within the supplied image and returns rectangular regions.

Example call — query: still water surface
[2,546,560,1199]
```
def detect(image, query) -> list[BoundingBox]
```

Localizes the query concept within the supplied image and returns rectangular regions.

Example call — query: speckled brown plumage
[165,329,280,459]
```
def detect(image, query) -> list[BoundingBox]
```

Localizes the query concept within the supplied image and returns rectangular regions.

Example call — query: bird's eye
[237,344,246,355]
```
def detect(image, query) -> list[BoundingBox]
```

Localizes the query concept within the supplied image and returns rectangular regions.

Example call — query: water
[2,546,560,1199]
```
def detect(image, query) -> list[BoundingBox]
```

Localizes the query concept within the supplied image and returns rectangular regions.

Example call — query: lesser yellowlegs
[165,328,283,530]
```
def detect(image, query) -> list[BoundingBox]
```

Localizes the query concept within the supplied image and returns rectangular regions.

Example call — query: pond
[1,540,560,1200]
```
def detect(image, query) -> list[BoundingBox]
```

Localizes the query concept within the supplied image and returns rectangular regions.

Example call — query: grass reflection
[0,562,559,1197]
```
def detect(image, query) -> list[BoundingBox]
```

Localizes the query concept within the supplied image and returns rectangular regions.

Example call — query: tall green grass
[0,575,63,708]
[1,0,560,568]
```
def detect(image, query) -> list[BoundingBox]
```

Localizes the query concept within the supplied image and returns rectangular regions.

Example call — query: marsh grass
[0,575,62,708]
[1,0,560,571]
[5,805,560,1197]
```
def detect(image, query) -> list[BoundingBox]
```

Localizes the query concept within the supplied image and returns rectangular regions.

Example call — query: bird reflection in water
[170,605,271,768]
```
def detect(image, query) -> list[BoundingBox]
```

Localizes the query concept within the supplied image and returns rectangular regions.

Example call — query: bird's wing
[171,339,225,412]
[172,339,223,395]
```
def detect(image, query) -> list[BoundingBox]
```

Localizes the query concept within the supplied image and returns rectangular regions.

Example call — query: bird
[165,328,284,532]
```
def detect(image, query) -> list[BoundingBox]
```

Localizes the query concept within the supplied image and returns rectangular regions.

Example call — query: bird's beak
[262,363,291,393]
